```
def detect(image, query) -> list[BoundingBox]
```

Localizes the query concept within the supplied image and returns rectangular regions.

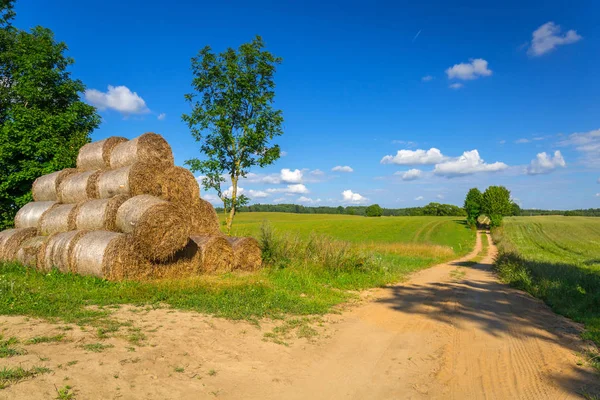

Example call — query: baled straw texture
[109,132,174,169]
[159,166,200,205]
[14,201,58,229]
[16,236,49,269]
[32,169,77,201]
[77,136,128,171]
[39,203,78,235]
[189,235,233,274]
[97,163,163,199]
[38,230,87,273]
[115,195,190,260]
[0,228,37,262]
[227,237,262,271]
[74,195,128,231]
[70,231,141,280]
[58,170,100,204]
[188,199,221,235]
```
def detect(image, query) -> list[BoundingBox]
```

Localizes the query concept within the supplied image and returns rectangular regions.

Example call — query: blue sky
[14,0,600,209]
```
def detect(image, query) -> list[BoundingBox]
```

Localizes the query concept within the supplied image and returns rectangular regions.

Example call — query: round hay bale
[188,199,221,235]
[58,170,101,204]
[74,195,128,231]
[159,166,200,205]
[16,236,49,269]
[39,204,78,235]
[0,228,38,262]
[227,237,262,271]
[147,239,202,279]
[14,201,59,229]
[189,235,233,274]
[115,195,190,260]
[77,136,128,171]
[38,230,87,273]
[70,231,142,280]
[109,132,174,169]
[32,169,77,201]
[97,163,163,199]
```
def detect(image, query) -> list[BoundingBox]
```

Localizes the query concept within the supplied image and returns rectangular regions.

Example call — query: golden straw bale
[32,169,77,201]
[38,230,87,273]
[226,237,262,271]
[70,231,142,280]
[109,132,174,169]
[39,204,78,235]
[0,228,38,262]
[14,201,58,229]
[58,170,101,203]
[97,163,163,199]
[115,195,190,260]
[77,136,128,171]
[74,195,128,231]
[159,166,201,205]
[189,235,233,274]
[187,199,221,235]
[16,236,49,269]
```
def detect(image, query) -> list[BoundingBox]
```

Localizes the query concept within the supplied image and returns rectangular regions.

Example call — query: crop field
[0,214,475,326]
[493,216,600,345]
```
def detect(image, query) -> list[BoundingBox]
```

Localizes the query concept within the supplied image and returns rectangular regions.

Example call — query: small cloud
[596,193,600,197]
[436,194,445,199]
[526,150,566,175]
[266,184,309,194]
[280,168,303,183]
[84,85,149,115]
[248,189,269,198]
[422,75,434,82]
[342,190,367,204]
[332,165,353,173]
[515,138,531,144]
[394,168,422,181]
[157,113,166,121]
[297,196,321,204]
[310,169,324,176]
[499,140,506,145]
[203,193,221,204]
[381,148,445,165]
[449,83,464,90]
[446,58,492,80]
[433,150,508,177]
[528,21,582,57]
[415,196,424,201]
[280,151,288,157]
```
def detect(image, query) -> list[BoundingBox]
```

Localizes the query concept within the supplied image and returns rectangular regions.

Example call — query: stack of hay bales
[0,132,262,280]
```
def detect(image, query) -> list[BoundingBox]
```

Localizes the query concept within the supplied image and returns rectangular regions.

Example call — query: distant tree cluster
[463,186,516,227]
[224,202,467,217]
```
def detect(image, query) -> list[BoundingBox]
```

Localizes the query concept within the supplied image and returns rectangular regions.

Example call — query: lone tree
[482,185,512,227]
[0,0,100,229]
[464,188,483,226]
[365,204,383,217]
[183,36,284,235]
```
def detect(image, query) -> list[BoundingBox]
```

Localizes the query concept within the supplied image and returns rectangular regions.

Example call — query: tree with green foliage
[365,204,383,217]
[464,188,483,226]
[511,202,521,216]
[482,186,512,227]
[183,36,284,235]
[0,1,100,229]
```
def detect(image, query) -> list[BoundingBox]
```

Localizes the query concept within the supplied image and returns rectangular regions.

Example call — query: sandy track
[1,232,598,399]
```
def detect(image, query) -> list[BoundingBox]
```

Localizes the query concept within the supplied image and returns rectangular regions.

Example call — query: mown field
[0,214,474,328]
[493,216,600,347]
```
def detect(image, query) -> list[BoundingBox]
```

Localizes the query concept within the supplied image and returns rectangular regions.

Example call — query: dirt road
[1,232,598,399]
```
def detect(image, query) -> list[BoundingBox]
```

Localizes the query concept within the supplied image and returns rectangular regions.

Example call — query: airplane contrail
[412,30,422,42]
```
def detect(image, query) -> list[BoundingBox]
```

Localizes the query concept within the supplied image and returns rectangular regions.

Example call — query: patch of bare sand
[1,232,598,399]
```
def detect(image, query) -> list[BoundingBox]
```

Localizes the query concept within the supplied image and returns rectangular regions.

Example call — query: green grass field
[0,214,475,329]
[493,216,600,346]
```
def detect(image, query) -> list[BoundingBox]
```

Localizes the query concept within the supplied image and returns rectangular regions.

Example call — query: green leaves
[0,11,99,228]
[183,35,284,234]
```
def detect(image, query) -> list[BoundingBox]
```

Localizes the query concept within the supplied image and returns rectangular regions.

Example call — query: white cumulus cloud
[280,168,303,183]
[526,150,566,175]
[395,169,422,181]
[266,184,309,194]
[297,196,321,204]
[433,150,508,177]
[558,128,600,166]
[415,196,424,201]
[342,190,367,204]
[528,22,582,57]
[248,189,269,198]
[85,85,149,114]
[332,166,353,172]
[445,59,492,80]
[381,148,445,165]
[157,113,166,120]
